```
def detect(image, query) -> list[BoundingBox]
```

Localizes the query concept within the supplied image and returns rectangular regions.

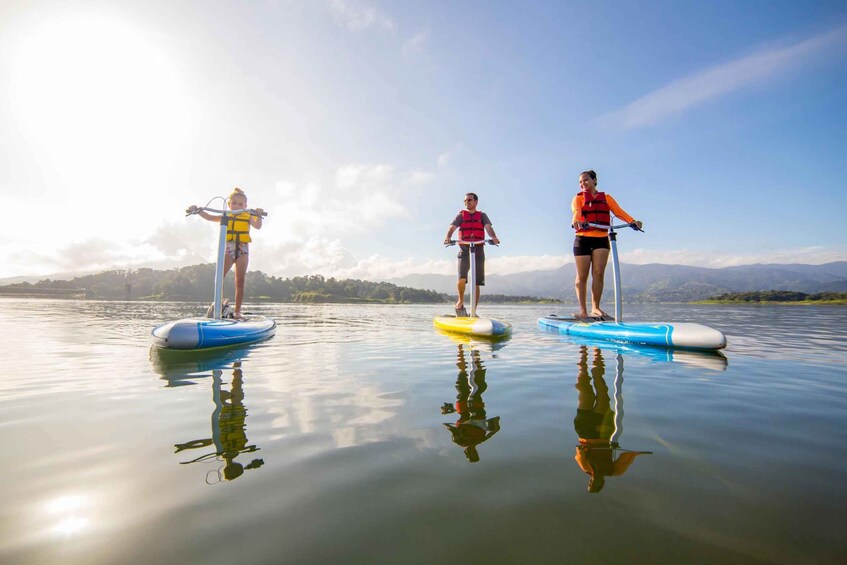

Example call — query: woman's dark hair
[579,170,597,183]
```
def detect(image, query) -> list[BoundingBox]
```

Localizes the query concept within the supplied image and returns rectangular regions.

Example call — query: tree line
[0,264,557,304]
[704,290,847,303]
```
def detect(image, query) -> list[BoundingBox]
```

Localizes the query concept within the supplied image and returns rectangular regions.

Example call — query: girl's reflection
[174,362,264,483]
[574,345,651,493]
[442,344,501,462]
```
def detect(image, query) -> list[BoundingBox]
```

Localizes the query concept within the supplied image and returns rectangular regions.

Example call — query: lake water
[1,298,846,564]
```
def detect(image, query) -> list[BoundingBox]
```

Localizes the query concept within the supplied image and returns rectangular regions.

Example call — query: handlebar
[581,221,643,232]
[186,206,268,218]
[445,239,499,247]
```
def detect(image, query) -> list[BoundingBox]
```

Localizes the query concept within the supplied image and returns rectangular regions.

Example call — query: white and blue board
[537,315,726,350]
[541,221,727,351]
[152,315,276,350]
[151,202,275,351]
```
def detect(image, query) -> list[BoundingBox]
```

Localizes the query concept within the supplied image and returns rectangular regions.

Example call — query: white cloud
[260,245,847,282]
[328,0,395,32]
[600,24,847,129]
[437,144,463,169]
[258,237,354,275]
[146,221,215,260]
[403,29,430,55]
[334,255,453,280]
[8,237,191,279]
[234,162,437,277]
[268,163,427,243]
[486,255,569,275]
[620,245,847,267]
[407,169,435,185]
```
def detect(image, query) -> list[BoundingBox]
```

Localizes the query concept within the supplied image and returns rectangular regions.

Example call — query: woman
[571,170,641,320]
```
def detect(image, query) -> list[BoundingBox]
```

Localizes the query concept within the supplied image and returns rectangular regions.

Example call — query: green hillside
[699,290,847,304]
[0,264,557,304]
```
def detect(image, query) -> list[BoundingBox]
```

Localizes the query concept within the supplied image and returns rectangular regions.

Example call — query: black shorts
[457,245,485,285]
[574,409,615,440]
[573,235,610,256]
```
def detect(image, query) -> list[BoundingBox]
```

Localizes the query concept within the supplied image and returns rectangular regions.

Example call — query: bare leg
[218,255,236,316]
[222,254,236,276]
[575,346,595,409]
[233,254,249,317]
[590,249,610,316]
[574,255,591,317]
[456,278,466,309]
[589,347,610,411]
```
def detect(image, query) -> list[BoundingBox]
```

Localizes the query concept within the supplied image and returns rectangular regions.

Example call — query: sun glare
[45,493,92,537]
[10,13,196,234]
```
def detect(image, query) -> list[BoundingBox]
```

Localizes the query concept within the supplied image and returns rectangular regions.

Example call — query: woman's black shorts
[573,235,610,256]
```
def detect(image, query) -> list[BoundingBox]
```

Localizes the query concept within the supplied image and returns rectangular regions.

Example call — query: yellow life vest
[226,212,252,243]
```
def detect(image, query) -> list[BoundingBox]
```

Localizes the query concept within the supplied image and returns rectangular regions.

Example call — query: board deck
[434,315,512,337]
[152,315,276,350]
[538,315,726,350]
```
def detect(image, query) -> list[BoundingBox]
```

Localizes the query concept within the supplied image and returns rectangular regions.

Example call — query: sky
[1,0,846,282]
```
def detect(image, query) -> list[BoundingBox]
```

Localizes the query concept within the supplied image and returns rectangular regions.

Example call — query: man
[443,193,500,316]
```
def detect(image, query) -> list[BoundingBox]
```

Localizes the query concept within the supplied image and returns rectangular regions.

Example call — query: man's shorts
[457,245,485,285]
[573,235,610,257]
[574,409,615,440]
[226,241,249,259]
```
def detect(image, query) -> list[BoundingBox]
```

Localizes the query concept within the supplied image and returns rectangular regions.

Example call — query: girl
[190,188,264,319]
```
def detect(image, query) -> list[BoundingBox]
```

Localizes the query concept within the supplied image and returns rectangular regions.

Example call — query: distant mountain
[387,261,847,302]
[0,270,98,286]
[0,266,448,304]
[3,261,846,303]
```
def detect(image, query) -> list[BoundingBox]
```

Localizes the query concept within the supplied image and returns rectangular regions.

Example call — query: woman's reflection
[442,344,501,463]
[174,361,264,483]
[574,345,651,493]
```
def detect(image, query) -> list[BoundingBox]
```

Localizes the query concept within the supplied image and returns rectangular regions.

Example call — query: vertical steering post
[468,242,478,318]
[608,225,623,323]
[213,212,228,319]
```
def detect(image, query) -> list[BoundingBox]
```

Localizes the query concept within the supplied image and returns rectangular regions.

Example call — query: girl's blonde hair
[228,187,247,205]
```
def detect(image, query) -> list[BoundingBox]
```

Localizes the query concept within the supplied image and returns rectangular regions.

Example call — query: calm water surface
[1,298,846,564]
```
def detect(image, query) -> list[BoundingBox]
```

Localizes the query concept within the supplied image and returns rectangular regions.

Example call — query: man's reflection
[442,344,501,462]
[574,345,650,492]
[175,361,264,482]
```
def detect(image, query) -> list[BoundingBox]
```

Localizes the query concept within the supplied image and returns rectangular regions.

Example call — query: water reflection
[573,346,652,493]
[441,344,501,462]
[149,347,264,483]
[543,332,729,371]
